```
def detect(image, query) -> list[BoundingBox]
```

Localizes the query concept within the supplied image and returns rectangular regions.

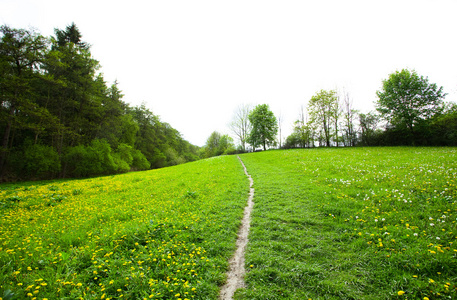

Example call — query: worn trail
[219,156,254,299]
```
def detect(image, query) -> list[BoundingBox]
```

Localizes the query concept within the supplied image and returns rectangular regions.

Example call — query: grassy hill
[1,147,456,299]
[0,155,248,299]
[237,147,456,299]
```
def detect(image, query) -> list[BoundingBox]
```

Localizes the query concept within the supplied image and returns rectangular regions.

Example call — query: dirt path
[219,156,254,299]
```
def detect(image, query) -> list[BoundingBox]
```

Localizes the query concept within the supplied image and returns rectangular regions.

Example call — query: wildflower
[398,290,405,295]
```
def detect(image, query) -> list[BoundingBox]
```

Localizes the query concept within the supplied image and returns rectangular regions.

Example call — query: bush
[116,144,134,166]
[112,153,130,173]
[11,143,61,179]
[64,145,94,177]
[131,149,151,170]
[62,140,152,178]
[64,139,117,178]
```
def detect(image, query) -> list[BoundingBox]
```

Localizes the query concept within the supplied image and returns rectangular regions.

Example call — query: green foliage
[7,143,61,180]
[376,69,446,141]
[308,89,339,147]
[0,25,198,181]
[358,112,381,146]
[247,104,278,150]
[116,143,134,166]
[64,140,152,177]
[0,25,51,176]
[64,139,116,177]
[21,144,61,178]
[284,121,313,148]
[203,131,236,158]
[428,103,457,146]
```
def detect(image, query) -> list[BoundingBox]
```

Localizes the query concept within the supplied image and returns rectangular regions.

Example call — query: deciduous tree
[247,104,278,151]
[229,104,251,152]
[358,112,380,146]
[308,89,338,147]
[341,91,357,146]
[0,25,49,176]
[376,69,446,143]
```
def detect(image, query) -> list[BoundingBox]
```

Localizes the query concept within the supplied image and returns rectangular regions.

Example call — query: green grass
[0,155,248,299]
[236,147,457,299]
[2,147,456,299]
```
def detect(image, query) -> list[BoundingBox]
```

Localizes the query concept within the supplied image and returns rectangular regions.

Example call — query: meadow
[0,155,249,299]
[1,147,456,300]
[237,147,456,299]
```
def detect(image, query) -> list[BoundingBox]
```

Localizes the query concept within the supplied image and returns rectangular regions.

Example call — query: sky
[2,0,457,146]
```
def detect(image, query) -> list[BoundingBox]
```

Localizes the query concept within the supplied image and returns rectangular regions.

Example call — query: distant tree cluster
[3,24,455,180]
[284,69,455,148]
[200,131,236,158]
[203,103,278,157]
[214,69,455,152]
[0,24,199,181]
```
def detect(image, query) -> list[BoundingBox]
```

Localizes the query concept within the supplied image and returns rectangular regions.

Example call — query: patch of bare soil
[219,156,254,300]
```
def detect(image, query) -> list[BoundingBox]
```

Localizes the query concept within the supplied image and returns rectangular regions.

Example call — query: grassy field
[237,147,456,299]
[0,155,249,299]
[1,147,456,299]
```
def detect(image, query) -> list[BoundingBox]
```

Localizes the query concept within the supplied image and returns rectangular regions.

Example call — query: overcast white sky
[2,0,457,146]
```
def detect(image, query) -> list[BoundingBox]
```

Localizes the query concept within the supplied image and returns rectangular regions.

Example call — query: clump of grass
[237,147,457,300]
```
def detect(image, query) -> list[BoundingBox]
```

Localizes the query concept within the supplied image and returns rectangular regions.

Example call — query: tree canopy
[202,131,236,158]
[376,69,446,142]
[307,89,338,147]
[0,24,199,181]
[247,104,278,151]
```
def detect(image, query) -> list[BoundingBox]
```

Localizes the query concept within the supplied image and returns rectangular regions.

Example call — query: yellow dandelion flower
[397,291,405,295]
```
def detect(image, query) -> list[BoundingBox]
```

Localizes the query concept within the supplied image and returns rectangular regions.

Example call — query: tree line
[0,24,199,181]
[208,69,456,154]
[3,24,456,180]
[284,69,456,148]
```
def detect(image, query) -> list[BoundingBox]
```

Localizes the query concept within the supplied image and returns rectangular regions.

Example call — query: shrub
[64,139,117,177]
[11,143,61,179]
[131,149,151,170]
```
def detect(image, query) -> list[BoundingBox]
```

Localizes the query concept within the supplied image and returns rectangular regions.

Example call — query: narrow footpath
[219,156,254,299]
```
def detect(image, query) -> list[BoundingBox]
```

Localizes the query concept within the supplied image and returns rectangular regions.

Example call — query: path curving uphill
[219,156,254,299]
